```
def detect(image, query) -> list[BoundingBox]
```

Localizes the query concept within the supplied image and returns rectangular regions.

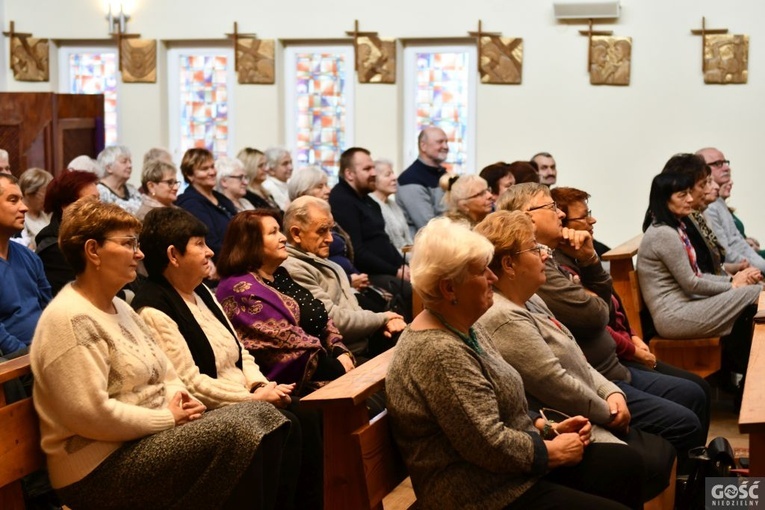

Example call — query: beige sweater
[30,284,187,488]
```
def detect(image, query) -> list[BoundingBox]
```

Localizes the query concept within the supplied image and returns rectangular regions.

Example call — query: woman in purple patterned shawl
[216,209,355,395]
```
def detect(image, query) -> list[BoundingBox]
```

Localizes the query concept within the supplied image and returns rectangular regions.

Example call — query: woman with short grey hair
[18,167,53,249]
[443,174,493,226]
[261,146,292,210]
[215,156,254,212]
[370,160,412,256]
[136,159,180,221]
[287,166,329,202]
[97,145,142,215]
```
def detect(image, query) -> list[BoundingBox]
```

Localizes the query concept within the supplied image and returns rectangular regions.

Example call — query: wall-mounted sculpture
[692,17,748,85]
[479,36,522,84]
[589,35,631,86]
[121,39,156,83]
[3,21,49,82]
[346,20,396,84]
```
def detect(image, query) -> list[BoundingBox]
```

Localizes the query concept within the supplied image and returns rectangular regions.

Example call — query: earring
[451,298,458,305]
[151,192,156,197]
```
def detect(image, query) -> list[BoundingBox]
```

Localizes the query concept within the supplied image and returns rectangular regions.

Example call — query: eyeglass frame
[156,178,181,188]
[526,201,558,213]
[463,187,492,200]
[707,159,730,168]
[103,235,141,253]
[566,209,593,222]
[512,243,553,259]
[223,174,249,182]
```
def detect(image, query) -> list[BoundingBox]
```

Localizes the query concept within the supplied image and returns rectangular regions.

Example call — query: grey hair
[495,182,550,212]
[374,158,394,170]
[264,146,290,171]
[444,174,488,212]
[143,147,173,166]
[214,156,246,191]
[283,195,331,243]
[67,155,101,174]
[18,167,53,196]
[141,159,178,189]
[0,149,8,161]
[97,145,131,178]
[530,151,553,162]
[410,217,494,307]
[287,165,327,201]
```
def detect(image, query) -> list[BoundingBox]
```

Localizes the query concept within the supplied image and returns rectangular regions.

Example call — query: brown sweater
[386,325,547,510]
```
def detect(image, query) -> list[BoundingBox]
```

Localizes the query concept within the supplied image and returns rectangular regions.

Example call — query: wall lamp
[105,1,131,35]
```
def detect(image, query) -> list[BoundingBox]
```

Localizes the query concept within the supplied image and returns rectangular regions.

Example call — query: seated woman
[30,198,289,510]
[480,161,516,203]
[216,156,255,212]
[135,158,180,221]
[443,174,494,226]
[17,167,53,250]
[175,148,237,262]
[638,171,762,378]
[133,206,322,510]
[96,145,142,215]
[215,210,355,394]
[35,170,100,296]
[387,217,644,510]
[508,160,540,184]
[474,211,677,504]
[370,159,413,256]
[237,147,281,210]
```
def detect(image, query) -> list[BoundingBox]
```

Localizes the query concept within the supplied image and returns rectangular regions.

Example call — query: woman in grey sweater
[386,217,643,510]
[638,171,761,375]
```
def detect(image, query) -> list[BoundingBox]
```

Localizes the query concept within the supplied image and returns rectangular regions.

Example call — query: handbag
[677,436,738,510]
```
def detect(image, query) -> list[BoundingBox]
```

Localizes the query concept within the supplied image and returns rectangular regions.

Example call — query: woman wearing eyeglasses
[136,159,181,222]
[443,174,494,226]
[387,216,643,510]
[474,210,676,507]
[215,156,255,213]
[30,198,289,510]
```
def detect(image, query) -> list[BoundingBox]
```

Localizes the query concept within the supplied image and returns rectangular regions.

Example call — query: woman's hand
[732,267,762,287]
[169,391,206,426]
[631,335,656,368]
[555,415,592,446]
[383,312,406,337]
[338,352,355,372]
[559,228,598,266]
[605,393,630,434]
[252,382,294,408]
[351,273,370,290]
[545,433,584,468]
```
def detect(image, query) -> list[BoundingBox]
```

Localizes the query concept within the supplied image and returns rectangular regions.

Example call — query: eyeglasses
[104,236,141,253]
[224,174,249,182]
[465,188,492,200]
[527,201,558,213]
[513,243,553,258]
[567,209,593,222]
[157,179,181,188]
[707,159,730,168]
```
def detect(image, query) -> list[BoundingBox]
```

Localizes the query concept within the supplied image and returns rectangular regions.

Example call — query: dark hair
[479,162,513,195]
[643,172,695,231]
[44,170,99,220]
[550,187,590,222]
[180,148,214,184]
[507,161,540,184]
[59,197,142,275]
[216,209,282,278]
[660,153,710,184]
[140,208,208,279]
[338,147,370,182]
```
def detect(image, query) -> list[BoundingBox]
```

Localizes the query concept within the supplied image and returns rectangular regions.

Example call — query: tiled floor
[708,386,749,460]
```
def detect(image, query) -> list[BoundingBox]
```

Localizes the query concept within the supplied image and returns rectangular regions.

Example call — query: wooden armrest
[740,324,765,434]
[0,355,31,386]
[302,348,395,409]
[601,234,643,261]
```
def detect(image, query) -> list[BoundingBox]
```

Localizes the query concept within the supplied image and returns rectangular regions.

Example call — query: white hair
[214,156,246,191]
[96,145,131,178]
[68,155,101,174]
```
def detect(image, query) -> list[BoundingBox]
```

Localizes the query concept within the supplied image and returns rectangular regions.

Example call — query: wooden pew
[738,291,765,476]
[301,347,415,510]
[601,234,722,379]
[0,355,44,510]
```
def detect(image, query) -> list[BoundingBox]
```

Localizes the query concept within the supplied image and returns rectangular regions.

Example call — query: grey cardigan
[281,245,388,355]
[387,325,547,510]
[637,223,760,338]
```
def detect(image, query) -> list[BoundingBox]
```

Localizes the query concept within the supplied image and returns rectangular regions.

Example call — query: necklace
[427,309,483,354]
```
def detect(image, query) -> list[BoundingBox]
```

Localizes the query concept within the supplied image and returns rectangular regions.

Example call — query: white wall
[1,0,764,247]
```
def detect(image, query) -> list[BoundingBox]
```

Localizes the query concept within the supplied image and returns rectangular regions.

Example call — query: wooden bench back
[601,234,644,337]
[302,347,412,510]
[0,355,45,510]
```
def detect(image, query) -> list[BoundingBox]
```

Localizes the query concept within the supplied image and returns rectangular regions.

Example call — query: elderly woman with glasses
[474,211,676,507]
[387,217,644,510]
[30,198,289,510]
[136,158,180,221]
[215,156,255,213]
[96,145,142,215]
[443,174,494,226]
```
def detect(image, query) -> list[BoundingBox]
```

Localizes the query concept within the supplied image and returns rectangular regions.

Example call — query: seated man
[497,182,705,474]
[0,173,51,356]
[329,147,412,319]
[282,196,406,358]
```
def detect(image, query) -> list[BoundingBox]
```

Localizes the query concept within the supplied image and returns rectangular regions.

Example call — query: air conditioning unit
[553,1,621,19]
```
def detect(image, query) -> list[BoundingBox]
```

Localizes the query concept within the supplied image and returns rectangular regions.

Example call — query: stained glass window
[286,46,354,184]
[67,52,118,146]
[176,54,231,158]
[404,46,477,174]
